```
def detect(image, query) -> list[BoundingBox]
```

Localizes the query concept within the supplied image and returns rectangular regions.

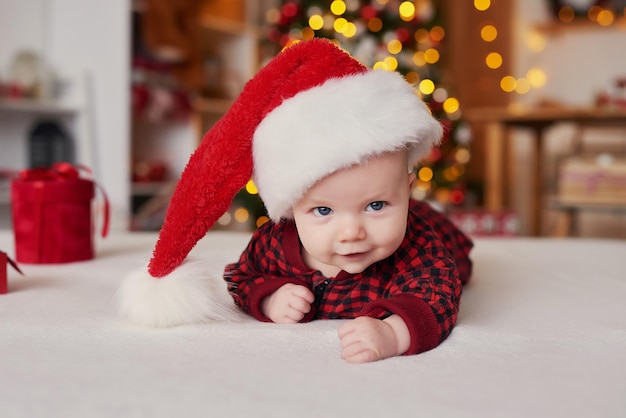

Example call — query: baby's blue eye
[366,201,386,211]
[313,207,332,216]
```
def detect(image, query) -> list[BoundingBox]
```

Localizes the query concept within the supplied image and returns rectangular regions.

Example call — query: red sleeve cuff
[248,277,316,323]
[359,294,442,355]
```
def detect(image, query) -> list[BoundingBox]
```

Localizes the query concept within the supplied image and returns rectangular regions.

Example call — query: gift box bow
[18,162,110,238]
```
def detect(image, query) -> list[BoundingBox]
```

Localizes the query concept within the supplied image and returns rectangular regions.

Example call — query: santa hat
[118,38,443,327]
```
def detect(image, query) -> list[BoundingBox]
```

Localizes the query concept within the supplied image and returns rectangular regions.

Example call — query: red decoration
[10,163,109,264]
[361,5,378,20]
[132,160,169,182]
[281,2,298,18]
[396,28,410,43]
[0,251,22,294]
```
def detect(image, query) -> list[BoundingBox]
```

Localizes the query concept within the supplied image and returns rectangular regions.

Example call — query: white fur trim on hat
[252,70,442,221]
[117,259,244,327]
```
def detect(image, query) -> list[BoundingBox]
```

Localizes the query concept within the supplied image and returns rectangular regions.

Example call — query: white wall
[509,0,626,237]
[514,0,626,107]
[0,0,130,230]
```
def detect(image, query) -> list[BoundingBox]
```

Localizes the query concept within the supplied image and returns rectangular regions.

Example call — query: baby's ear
[408,171,416,191]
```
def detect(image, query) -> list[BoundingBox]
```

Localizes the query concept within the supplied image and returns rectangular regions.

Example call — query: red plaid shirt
[224,199,473,355]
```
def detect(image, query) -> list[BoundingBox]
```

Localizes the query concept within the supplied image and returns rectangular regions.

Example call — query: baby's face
[292,150,414,278]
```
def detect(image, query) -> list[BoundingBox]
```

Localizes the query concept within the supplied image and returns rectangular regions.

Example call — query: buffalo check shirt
[224,199,473,355]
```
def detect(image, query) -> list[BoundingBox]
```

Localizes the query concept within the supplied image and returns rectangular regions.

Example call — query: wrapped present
[1,251,22,294]
[448,209,520,237]
[11,163,109,264]
[558,156,626,205]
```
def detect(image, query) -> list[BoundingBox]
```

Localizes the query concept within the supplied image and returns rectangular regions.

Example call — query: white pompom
[117,258,243,327]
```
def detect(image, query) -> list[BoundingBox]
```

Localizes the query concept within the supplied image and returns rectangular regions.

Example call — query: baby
[225,149,472,363]
[119,38,472,363]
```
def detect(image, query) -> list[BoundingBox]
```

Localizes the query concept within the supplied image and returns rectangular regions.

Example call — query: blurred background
[1,0,625,238]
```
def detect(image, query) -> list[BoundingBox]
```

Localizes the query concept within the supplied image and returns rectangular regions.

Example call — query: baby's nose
[337,216,366,242]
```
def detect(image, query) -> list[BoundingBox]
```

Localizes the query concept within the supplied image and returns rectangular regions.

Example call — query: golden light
[412,51,427,66]
[418,167,434,182]
[443,97,460,114]
[245,179,258,195]
[334,17,348,33]
[387,39,403,55]
[500,75,517,92]
[375,0,389,4]
[455,149,471,164]
[414,28,429,44]
[515,78,531,94]
[308,14,324,30]
[373,61,388,70]
[405,71,420,85]
[430,26,445,42]
[527,30,547,52]
[330,0,347,15]
[480,24,497,42]
[343,22,357,37]
[399,1,416,21]
[435,188,451,203]
[474,0,491,12]
[526,68,547,87]
[301,27,315,40]
[557,6,575,23]
[419,79,436,95]
[368,17,383,32]
[424,48,440,64]
[443,168,458,182]
[234,207,249,223]
[486,52,503,69]
[416,179,432,190]
[256,216,269,228]
[588,5,602,21]
[597,9,615,26]
[384,56,398,71]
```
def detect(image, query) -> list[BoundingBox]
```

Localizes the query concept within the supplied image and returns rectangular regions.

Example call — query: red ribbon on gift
[1,250,22,294]
[18,162,110,238]
[4,252,23,275]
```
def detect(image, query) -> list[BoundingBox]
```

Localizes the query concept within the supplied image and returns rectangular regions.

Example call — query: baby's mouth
[340,251,366,258]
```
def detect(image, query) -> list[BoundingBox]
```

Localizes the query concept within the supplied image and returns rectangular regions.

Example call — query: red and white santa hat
[118,38,443,327]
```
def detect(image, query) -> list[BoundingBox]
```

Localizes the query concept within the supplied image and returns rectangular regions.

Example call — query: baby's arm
[337,315,410,363]
[261,284,315,324]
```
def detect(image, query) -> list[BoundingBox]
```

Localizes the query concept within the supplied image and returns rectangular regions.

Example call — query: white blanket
[1,231,625,418]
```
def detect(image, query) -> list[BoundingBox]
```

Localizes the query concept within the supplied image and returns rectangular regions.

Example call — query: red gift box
[1,251,7,294]
[10,163,108,264]
[1,251,23,294]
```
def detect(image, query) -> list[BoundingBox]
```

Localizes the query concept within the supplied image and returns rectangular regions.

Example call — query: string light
[234,208,249,224]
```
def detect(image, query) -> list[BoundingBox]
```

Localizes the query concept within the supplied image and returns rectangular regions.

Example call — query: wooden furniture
[130,0,262,229]
[465,106,626,236]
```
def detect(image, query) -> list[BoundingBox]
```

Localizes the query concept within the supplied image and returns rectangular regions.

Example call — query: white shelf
[0,98,78,115]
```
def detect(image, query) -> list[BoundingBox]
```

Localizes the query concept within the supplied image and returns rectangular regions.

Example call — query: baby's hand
[261,283,314,324]
[338,315,410,363]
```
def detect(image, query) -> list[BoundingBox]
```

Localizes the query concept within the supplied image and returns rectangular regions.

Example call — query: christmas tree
[225,0,471,230]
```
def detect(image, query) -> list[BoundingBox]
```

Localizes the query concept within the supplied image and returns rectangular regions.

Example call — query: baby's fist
[261,284,314,324]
